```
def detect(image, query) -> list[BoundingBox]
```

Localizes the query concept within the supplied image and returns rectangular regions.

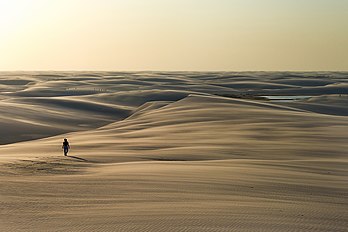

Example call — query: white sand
[0,72,347,231]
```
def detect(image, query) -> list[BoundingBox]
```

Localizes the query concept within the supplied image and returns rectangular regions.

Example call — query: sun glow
[0,1,30,31]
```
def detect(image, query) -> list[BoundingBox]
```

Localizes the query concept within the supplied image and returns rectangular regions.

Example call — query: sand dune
[0,72,347,231]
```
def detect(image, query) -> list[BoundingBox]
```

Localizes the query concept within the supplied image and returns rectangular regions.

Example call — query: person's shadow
[68,156,90,162]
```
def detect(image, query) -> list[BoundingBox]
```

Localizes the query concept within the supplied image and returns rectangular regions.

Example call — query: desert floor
[0,72,347,231]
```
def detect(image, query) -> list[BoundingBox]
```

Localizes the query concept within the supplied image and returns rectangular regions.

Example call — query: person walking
[62,138,70,156]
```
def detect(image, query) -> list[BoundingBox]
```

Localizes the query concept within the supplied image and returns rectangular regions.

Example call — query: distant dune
[0,72,347,231]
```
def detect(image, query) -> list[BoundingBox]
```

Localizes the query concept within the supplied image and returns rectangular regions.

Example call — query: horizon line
[0,70,347,73]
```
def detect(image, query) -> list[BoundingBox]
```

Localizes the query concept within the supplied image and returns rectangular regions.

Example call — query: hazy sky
[0,0,347,71]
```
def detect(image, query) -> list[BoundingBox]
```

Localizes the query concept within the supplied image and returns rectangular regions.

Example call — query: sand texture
[0,72,347,231]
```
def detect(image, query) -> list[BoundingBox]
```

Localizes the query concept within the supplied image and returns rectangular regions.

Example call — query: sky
[0,0,347,71]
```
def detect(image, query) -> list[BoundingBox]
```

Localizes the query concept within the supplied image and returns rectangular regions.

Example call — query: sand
[0,72,347,231]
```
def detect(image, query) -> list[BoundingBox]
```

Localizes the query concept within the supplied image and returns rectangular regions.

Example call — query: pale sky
[0,0,347,71]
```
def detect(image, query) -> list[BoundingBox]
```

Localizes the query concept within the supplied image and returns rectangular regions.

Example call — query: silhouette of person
[62,138,70,156]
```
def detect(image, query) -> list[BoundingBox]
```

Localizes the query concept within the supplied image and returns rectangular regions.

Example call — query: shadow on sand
[67,156,93,163]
